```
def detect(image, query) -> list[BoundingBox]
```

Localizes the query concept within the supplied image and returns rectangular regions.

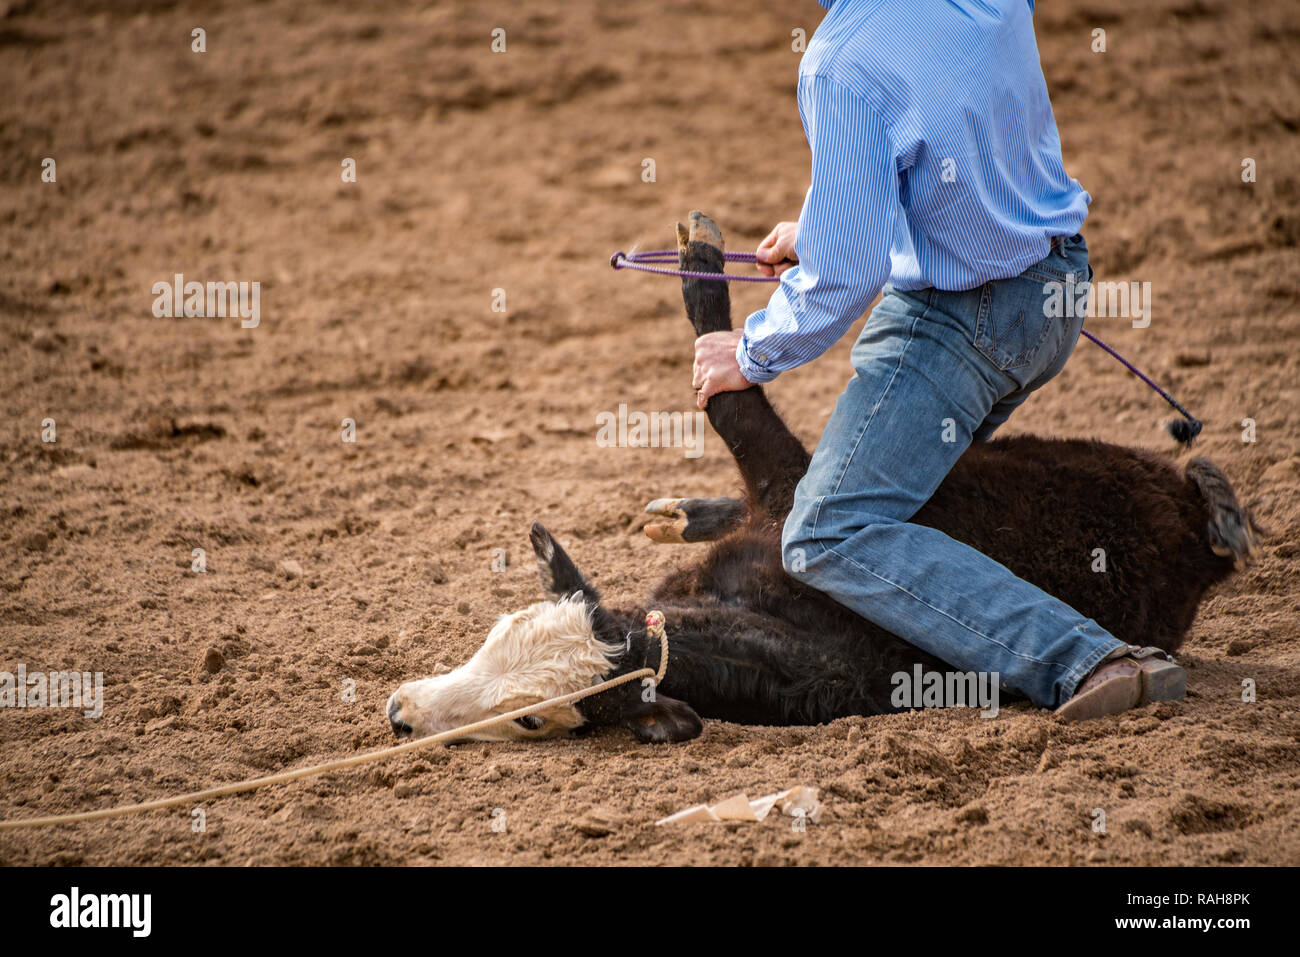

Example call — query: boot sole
[1055,659,1185,722]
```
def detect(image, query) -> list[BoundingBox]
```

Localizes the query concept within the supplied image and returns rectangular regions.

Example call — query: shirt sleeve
[737,72,899,384]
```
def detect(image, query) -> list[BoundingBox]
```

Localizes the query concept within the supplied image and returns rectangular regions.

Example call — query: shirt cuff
[736,326,779,385]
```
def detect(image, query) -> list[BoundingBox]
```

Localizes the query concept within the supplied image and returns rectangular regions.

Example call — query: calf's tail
[1184,457,1263,568]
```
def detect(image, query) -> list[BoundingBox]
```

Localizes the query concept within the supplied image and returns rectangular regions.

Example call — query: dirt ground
[1,0,1297,866]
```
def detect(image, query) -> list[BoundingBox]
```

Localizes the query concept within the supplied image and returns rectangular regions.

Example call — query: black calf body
[533,213,1253,742]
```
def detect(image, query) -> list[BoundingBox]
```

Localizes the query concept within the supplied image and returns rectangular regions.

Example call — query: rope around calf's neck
[0,612,671,831]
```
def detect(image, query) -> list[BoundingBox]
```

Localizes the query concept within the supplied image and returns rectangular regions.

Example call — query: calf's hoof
[643,496,747,544]
[676,209,724,256]
[644,498,690,544]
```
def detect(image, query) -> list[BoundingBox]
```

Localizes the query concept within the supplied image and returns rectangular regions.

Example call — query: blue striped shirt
[737,0,1090,384]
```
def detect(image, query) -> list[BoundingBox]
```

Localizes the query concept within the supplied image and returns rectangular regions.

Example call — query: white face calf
[385,596,622,742]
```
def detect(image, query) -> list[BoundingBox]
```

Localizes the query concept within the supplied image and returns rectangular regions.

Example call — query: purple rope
[609,249,785,283]
[610,246,1203,442]
[1079,328,1201,439]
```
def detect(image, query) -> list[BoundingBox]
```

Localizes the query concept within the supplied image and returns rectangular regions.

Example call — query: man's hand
[756,221,799,277]
[693,329,754,410]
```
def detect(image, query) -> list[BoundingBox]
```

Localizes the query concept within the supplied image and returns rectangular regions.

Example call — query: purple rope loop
[609,247,1203,443]
[609,249,782,283]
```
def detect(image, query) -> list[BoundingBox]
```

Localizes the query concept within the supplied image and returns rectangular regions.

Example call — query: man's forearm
[736,264,885,383]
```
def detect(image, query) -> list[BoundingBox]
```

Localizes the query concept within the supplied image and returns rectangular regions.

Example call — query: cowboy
[690,0,1184,719]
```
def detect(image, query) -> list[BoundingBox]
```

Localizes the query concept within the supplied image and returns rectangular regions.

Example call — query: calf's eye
[514,715,545,731]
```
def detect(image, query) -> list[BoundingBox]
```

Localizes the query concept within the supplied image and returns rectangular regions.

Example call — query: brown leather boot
[1054,647,1185,721]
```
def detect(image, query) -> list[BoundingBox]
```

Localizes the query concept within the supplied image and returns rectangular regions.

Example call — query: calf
[386,212,1258,744]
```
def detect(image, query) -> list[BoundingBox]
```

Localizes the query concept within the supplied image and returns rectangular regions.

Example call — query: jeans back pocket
[972,275,1058,372]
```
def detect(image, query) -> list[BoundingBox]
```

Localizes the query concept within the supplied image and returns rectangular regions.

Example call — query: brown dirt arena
[1,0,1297,865]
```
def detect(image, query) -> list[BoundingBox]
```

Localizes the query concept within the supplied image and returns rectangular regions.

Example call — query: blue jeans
[781,233,1124,708]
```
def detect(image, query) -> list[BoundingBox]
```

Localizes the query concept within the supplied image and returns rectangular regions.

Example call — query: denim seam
[807,307,925,543]
[822,308,925,508]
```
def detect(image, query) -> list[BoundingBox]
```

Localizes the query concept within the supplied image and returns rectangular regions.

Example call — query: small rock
[54,464,99,482]
[200,647,225,674]
[574,808,619,837]
[424,562,448,584]
[1173,351,1212,368]
[279,559,305,579]
[724,748,752,769]
[1007,724,1048,752]
[20,532,50,553]
[482,764,503,783]
[1225,639,1251,656]
[956,804,989,825]
[393,783,414,799]
[1121,818,1153,837]
[31,331,62,352]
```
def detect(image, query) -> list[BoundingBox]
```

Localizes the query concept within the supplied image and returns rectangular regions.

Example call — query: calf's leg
[677,211,810,526]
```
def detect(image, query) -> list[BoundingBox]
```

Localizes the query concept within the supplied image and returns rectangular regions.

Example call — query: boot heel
[1138,659,1186,703]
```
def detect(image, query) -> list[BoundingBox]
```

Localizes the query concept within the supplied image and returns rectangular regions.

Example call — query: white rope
[0,611,671,831]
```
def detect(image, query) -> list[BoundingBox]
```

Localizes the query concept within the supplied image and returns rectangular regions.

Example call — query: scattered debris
[655,786,823,826]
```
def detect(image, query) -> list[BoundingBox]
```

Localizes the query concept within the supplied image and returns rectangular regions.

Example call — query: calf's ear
[529,522,602,602]
[624,693,703,744]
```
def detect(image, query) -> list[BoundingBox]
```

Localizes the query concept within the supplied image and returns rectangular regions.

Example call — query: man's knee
[780,505,818,580]
[782,539,813,580]
[782,498,906,580]
[780,498,858,580]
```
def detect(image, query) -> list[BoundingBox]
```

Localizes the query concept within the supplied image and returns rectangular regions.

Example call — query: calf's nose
[388,697,412,738]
